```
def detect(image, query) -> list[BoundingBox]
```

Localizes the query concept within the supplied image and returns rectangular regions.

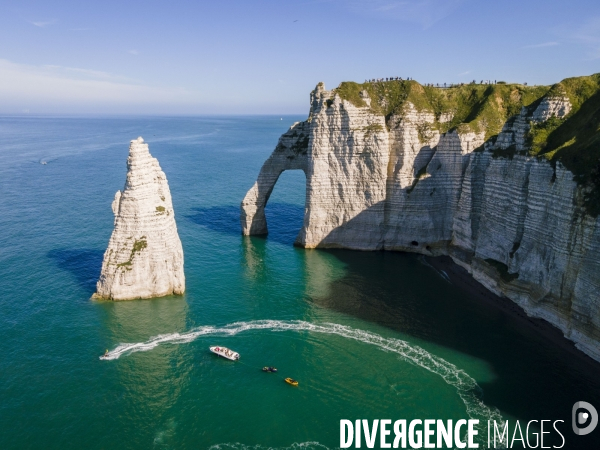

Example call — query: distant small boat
[439,270,451,282]
[41,161,47,165]
[210,346,240,361]
[284,377,298,386]
[262,366,278,373]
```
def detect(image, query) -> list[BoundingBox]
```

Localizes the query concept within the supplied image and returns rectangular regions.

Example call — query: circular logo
[572,401,598,436]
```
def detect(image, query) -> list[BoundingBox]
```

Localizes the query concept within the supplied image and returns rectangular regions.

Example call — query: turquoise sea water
[0,116,599,449]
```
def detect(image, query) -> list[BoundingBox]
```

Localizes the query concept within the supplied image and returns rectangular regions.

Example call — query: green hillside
[334,74,600,216]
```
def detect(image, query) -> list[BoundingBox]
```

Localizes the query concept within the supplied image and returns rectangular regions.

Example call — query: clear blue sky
[1,0,599,114]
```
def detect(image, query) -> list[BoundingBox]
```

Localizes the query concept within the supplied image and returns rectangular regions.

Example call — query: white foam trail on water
[208,442,330,450]
[102,320,504,427]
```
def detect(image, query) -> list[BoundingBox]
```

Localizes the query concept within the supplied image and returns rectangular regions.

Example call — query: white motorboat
[210,346,240,361]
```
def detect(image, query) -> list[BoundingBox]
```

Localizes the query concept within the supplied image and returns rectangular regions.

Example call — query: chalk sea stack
[242,75,600,361]
[94,137,185,300]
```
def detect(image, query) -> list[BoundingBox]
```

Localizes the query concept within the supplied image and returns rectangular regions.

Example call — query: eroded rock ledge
[241,76,600,361]
[94,137,185,300]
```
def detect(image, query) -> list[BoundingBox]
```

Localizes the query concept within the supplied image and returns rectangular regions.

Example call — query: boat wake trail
[102,320,504,426]
[208,442,329,450]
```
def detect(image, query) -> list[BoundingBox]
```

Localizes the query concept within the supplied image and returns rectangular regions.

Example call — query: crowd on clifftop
[366,77,412,82]
[364,78,528,87]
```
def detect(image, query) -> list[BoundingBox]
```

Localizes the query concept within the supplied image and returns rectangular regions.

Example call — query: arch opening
[240,120,310,240]
[264,170,307,245]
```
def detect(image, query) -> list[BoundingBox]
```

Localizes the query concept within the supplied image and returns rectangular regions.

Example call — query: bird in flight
[293,19,298,22]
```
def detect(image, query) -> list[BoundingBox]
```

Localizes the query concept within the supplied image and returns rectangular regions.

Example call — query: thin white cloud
[30,19,56,28]
[573,17,600,59]
[522,42,559,49]
[342,0,466,28]
[558,16,600,59]
[0,58,203,112]
[59,66,136,81]
[35,64,140,84]
[458,70,471,76]
[571,16,600,44]
[128,49,139,55]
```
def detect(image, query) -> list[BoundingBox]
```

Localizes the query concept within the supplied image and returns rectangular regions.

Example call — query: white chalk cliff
[95,137,185,300]
[242,80,600,361]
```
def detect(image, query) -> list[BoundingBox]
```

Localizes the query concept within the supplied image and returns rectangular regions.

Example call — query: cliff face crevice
[241,78,600,361]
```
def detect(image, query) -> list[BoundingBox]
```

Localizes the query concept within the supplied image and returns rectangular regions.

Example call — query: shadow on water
[305,248,600,449]
[187,202,304,246]
[47,248,103,293]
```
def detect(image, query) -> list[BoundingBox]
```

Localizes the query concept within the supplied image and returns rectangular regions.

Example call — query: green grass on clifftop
[335,80,549,139]
[334,73,600,216]
[528,74,600,215]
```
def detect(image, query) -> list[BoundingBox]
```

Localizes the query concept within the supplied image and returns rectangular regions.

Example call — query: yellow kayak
[284,377,298,386]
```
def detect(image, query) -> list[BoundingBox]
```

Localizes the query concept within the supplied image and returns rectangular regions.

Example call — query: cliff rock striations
[242,74,600,361]
[95,137,185,300]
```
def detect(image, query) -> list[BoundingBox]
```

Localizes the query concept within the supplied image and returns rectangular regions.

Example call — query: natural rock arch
[240,121,310,236]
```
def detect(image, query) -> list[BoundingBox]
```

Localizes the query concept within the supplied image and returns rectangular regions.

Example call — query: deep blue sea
[0,116,599,449]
